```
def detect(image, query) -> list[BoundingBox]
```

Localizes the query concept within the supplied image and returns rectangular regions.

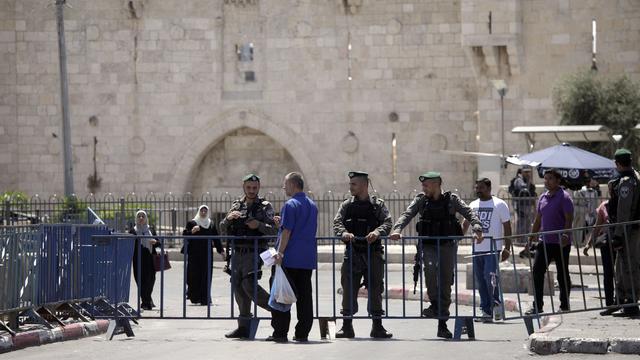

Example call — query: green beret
[348,171,368,179]
[242,173,260,182]
[419,172,441,182]
[614,148,632,158]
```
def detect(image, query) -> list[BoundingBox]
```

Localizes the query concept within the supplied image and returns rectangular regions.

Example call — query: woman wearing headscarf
[130,210,159,310]
[182,205,223,305]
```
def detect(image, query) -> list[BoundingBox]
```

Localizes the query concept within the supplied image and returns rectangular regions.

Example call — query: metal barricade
[0,224,130,335]
[78,221,640,340]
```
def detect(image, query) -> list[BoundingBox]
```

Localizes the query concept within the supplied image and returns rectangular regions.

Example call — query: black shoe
[559,306,570,313]
[141,304,153,310]
[437,326,452,339]
[600,307,619,316]
[265,335,288,343]
[524,307,543,316]
[613,306,640,318]
[370,324,393,339]
[292,336,308,342]
[225,328,249,339]
[335,323,355,338]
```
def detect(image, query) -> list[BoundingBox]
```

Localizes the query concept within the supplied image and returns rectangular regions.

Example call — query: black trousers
[340,248,385,317]
[599,244,617,306]
[270,267,314,338]
[133,248,156,306]
[532,242,571,310]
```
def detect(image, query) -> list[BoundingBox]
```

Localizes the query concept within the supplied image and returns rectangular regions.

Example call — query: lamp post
[55,0,74,196]
[491,80,508,163]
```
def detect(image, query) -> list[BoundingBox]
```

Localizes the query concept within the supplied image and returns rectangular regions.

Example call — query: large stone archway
[190,127,302,194]
[168,108,320,194]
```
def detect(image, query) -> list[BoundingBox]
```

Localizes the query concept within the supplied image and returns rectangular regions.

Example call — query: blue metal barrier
[1,224,130,312]
[0,226,42,312]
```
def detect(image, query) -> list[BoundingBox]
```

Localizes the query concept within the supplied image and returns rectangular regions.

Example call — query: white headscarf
[193,205,211,229]
[134,210,153,251]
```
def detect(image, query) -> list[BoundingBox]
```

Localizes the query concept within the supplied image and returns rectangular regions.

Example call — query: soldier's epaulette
[372,195,385,205]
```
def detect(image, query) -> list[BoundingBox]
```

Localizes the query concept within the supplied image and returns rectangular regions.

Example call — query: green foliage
[552,69,640,159]
[56,196,89,223]
[1,191,29,203]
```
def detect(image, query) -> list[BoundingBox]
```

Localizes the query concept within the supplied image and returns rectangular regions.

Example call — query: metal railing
[1,192,606,245]
[87,220,640,340]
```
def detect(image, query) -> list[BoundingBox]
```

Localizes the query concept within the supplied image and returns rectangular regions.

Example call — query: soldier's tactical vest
[344,199,381,251]
[609,170,640,225]
[230,198,269,248]
[416,192,463,241]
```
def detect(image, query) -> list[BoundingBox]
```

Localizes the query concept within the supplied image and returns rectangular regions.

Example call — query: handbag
[153,251,172,271]
[593,232,609,249]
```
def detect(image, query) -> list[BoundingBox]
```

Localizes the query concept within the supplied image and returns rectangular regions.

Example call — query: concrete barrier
[465,263,554,296]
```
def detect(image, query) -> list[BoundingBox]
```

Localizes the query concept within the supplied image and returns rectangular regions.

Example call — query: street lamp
[491,80,508,163]
[612,134,623,156]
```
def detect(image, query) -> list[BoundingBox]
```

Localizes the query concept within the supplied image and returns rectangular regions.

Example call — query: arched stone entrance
[168,108,320,194]
[190,127,302,194]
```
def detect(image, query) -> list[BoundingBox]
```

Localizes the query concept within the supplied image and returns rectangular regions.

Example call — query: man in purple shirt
[526,169,574,315]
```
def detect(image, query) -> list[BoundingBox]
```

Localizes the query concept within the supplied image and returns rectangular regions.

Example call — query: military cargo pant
[340,246,385,317]
[231,249,271,317]
[423,241,456,317]
[615,229,640,306]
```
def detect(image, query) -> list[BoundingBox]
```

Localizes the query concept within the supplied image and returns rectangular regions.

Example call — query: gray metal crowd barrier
[105,219,640,340]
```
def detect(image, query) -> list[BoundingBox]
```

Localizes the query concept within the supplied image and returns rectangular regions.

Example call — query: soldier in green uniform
[609,149,640,317]
[220,174,278,338]
[333,171,393,339]
[390,172,483,339]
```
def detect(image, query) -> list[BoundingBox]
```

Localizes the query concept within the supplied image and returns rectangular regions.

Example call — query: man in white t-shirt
[463,178,512,323]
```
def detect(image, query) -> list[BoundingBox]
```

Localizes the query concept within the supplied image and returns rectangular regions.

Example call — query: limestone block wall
[1,0,638,197]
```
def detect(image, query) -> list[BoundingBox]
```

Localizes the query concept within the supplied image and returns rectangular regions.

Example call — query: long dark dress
[131,228,159,308]
[182,221,222,305]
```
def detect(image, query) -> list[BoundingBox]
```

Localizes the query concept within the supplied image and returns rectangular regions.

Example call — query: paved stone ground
[529,311,640,355]
[4,244,638,357]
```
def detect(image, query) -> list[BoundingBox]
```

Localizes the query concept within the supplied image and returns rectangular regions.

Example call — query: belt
[235,247,266,254]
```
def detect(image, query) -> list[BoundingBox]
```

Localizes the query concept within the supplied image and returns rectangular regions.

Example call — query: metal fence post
[119,197,126,232]
[171,208,177,235]
[3,198,9,226]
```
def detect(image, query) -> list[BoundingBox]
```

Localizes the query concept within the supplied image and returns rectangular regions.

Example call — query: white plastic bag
[272,265,297,305]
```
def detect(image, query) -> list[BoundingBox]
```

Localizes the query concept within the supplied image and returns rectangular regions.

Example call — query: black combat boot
[437,320,452,339]
[336,319,355,338]
[225,319,250,339]
[370,319,392,339]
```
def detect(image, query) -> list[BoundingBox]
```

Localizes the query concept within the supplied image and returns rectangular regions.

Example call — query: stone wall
[0,0,638,196]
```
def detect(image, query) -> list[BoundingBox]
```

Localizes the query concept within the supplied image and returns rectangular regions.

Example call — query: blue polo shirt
[278,192,318,269]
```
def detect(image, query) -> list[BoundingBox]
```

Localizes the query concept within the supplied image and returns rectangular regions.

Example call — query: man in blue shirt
[268,172,318,343]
